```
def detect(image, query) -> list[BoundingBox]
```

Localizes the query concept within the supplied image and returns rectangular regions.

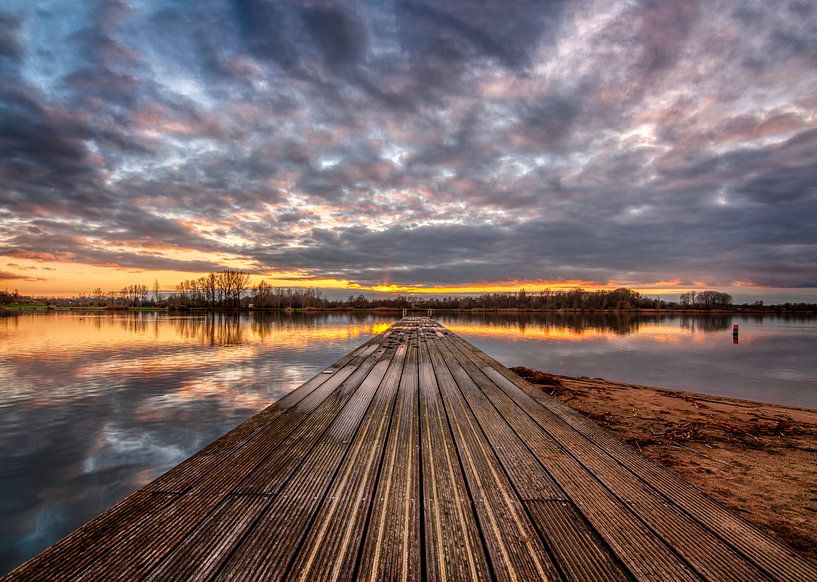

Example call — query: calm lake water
[1,310,815,573]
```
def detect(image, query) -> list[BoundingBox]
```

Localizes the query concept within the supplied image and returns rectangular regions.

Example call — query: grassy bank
[513,368,817,562]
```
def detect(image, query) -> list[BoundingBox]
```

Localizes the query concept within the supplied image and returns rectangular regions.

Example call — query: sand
[512,367,817,562]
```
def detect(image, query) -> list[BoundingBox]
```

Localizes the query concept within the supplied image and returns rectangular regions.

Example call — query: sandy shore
[512,367,817,562]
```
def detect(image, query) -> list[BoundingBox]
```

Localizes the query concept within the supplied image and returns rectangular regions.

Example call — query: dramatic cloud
[0,269,46,282]
[1,0,816,294]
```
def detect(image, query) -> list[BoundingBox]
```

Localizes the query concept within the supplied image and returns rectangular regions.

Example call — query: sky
[1,0,816,301]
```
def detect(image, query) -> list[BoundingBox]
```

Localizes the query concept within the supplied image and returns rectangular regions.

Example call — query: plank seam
[441,333,638,580]
[423,331,498,582]
[446,333,728,580]
[349,332,410,582]
[433,337,570,581]
[417,339,428,582]
[139,340,395,581]
[455,335,805,578]
[276,344,404,581]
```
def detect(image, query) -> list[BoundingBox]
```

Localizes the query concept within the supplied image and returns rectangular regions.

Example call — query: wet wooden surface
[6,318,817,581]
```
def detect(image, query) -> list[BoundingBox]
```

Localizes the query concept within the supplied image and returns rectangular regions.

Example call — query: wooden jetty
[6,318,816,580]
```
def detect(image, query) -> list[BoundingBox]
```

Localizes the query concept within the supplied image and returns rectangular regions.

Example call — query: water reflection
[0,310,815,575]
[435,312,817,410]
[436,311,752,336]
[0,311,396,575]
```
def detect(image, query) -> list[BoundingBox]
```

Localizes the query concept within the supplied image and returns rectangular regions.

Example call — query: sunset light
[1,2,815,302]
[2,2,817,579]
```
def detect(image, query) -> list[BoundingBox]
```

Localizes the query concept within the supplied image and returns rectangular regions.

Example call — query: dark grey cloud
[635,0,700,77]
[1,1,816,294]
[0,13,23,59]
[302,5,367,70]
[397,0,566,70]
[233,0,301,69]
[0,269,46,282]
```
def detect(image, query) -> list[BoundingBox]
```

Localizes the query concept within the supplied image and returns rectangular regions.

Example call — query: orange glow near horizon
[0,253,776,298]
[345,281,717,296]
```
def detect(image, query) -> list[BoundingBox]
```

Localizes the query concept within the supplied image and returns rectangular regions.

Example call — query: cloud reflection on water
[0,311,394,575]
[0,310,815,575]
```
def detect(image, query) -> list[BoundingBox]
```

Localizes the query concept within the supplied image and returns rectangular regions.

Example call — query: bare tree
[218,269,250,307]
[233,270,250,306]
[216,271,229,306]
[135,284,149,305]
[254,280,272,307]
[202,273,218,308]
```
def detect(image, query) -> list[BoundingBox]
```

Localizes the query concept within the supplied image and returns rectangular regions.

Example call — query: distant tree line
[7,279,817,313]
[678,290,732,308]
[253,282,326,309]
[432,287,657,310]
[81,285,150,307]
[173,270,251,308]
[0,289,20,305]
[169,272,328,309]
[339,287,663,310]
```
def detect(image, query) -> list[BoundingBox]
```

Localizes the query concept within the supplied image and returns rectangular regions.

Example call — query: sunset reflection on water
[436,312,817,409]
[0,310,815,575]
[0,311,395,574]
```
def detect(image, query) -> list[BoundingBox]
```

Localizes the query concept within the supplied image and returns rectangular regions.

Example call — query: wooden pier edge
[5,318,817,581]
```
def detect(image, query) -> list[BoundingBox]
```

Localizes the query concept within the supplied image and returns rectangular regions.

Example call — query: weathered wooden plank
[24,340,388,580]
[2,492,179,582]
[144,333,387,495]
[434,339,565,501]
[143,495,271,582]
[417,324,492,582]
[357,333,422,582]
[434,335,629,581]
[535,397,817,581]
[214,441,348,581]
[438,329,699,581]
[146,338,404,581]
[447,330,817,581]
[423,327,561,581]
[214,324,413,581]
[233,348,395,495]
[457,335,771,580]
[152,334,386,496]
[285,339,410,581]
[482,363,766,580]
[5,343,399,582]
[7,318,815,582]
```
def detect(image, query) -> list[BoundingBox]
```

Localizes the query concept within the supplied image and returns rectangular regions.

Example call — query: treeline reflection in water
[7,309,813,342]
[433,311,816,410]
[1,310,398,348]
[0,310,815,576]
[436,311,817,337]
[0,311,395,576]
[170,312,397,346]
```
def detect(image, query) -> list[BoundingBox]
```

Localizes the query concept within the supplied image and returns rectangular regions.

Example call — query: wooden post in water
[733,323,739,344]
